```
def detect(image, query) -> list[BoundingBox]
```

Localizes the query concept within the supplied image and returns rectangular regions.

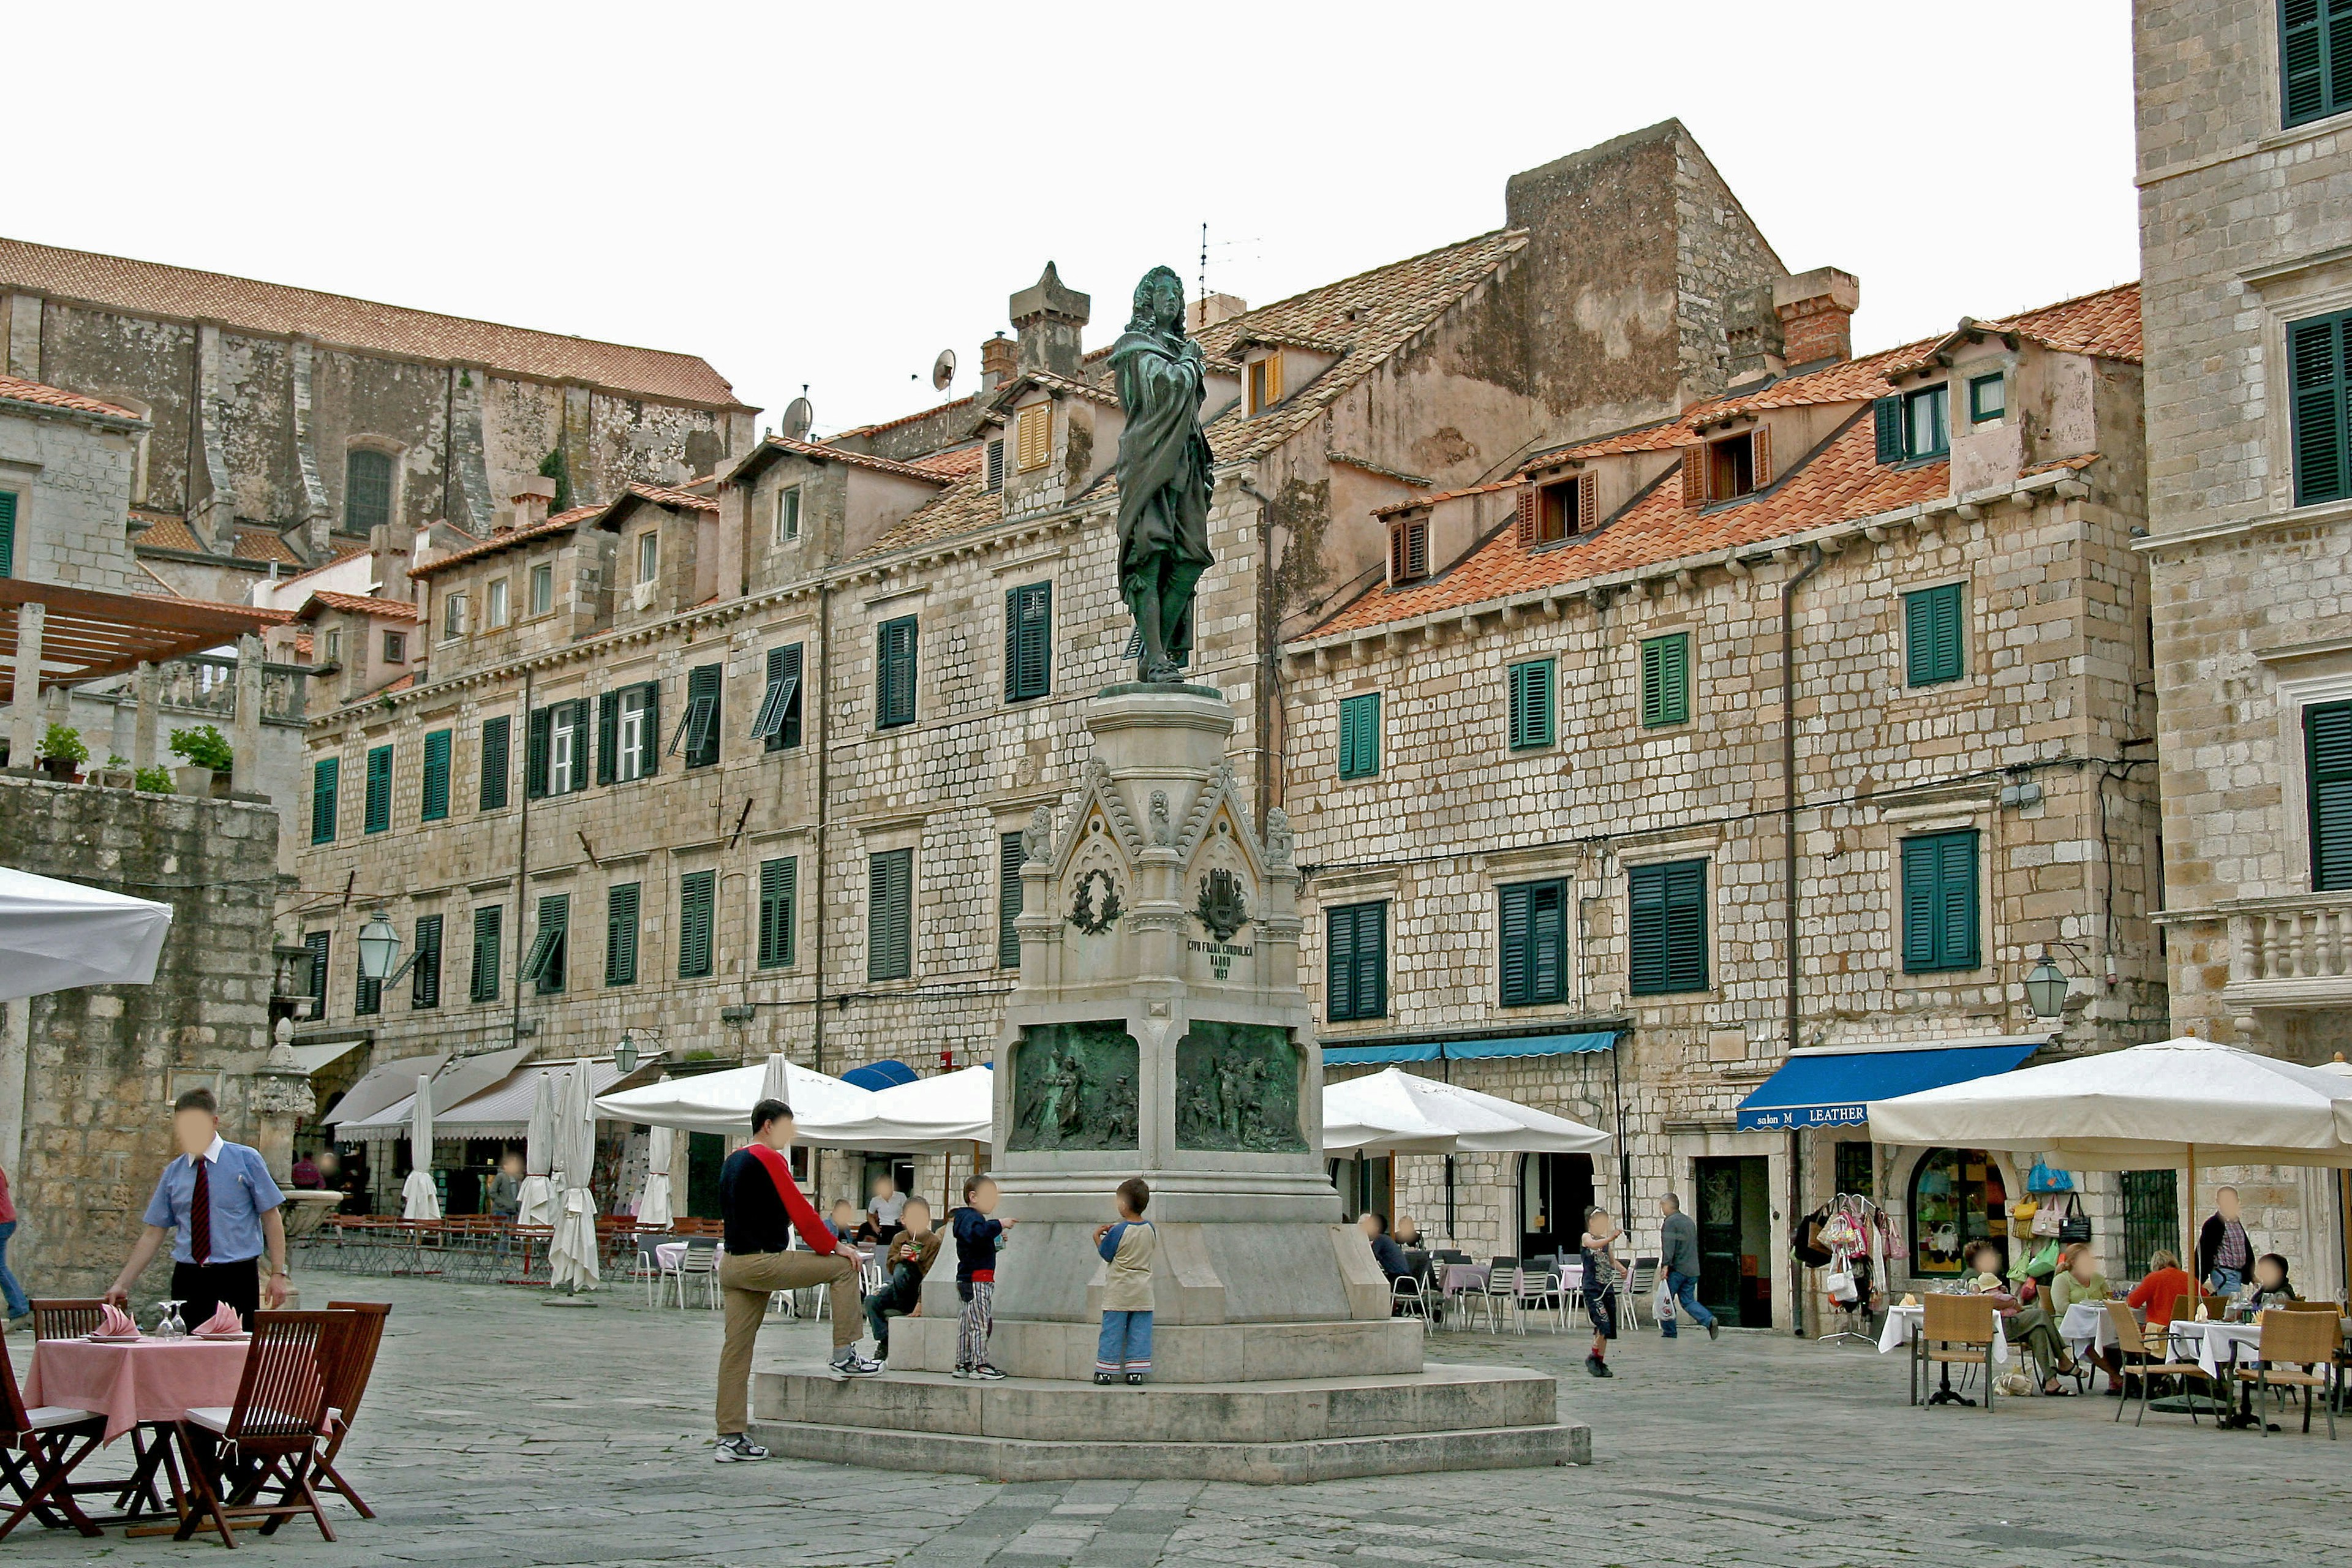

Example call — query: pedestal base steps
[748,1362,1586,1484]
[886,1313,1423,1381]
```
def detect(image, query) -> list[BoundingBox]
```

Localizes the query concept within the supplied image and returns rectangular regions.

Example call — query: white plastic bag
[1654,1278,1677,1324]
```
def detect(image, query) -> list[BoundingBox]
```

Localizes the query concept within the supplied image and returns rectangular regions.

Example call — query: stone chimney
[1773,268,1861,367]
[368,521,417,605]
[1009,262,1089,380]
[1189,292,1248,332]
[979,331,1017,394]
[510,476,557,533]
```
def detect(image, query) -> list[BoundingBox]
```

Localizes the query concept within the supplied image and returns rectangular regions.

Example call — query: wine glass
[156,1300,187,1339]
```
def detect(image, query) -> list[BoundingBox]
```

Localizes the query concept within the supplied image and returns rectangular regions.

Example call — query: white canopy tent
[594,1056,873,1140]
[548,1068,600,1291]
[400,1074,440,1220]
[822,1064,996,1151]
[0,865,173,1001]
[1322,1068,1613,1156]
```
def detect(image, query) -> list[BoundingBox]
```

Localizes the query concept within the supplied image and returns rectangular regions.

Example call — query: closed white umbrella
[0,865,173,1001]
[1321,1068,1611,1156]
[401,1073,440,1220]
[548,1068,600,1291]
[636,1123,676,1229]
[595,1057,872,1140]
[517,1071,556,1227]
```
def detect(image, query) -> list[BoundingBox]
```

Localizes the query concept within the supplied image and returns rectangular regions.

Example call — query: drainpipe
[512,665,534,1056]
[811,576,832,1077]
[1779,543,1823,1336]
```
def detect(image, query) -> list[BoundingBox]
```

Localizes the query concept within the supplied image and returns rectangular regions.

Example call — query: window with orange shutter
[1247,351,1284,415]
[1388,517,1428,584]
[1015,403,1052,472]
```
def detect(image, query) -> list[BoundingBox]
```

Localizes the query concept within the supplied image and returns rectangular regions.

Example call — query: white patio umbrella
[517,1071,556,1227]
[823,1063,996,1150]
[1321,1068,1612,1156]
[401,1073,441,1220]
[595,1057,872,1140]
[548,1068,600,1291]
[636,1123,676,1229]
[0,865,173,1001]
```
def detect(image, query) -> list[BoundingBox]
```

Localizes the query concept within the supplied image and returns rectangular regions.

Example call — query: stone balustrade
[2225,894,2352,1005]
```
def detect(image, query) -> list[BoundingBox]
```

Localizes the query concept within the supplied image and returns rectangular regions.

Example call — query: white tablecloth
[2166,1318,2264,1378]
[2059,1300,2120,1354]
[653,1240,724,1272]
[1877,1302,2011,1365]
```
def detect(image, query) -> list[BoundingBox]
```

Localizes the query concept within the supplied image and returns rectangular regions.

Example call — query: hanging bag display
[2029,1197,2066,1238]
[2056,1192,2092,1246]
[2026,1158,2075,1194]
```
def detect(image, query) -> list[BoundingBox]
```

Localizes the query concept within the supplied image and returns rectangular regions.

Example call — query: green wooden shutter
[411,914,442,1009]
[868,848,913,980]
[998,832,1025,968]
[1529,881,1565,1002]
[755,644,802,748]
[1327,903,1360,1020]
[310,757,338,843]
[353,953,380,1017]
[0,491,15,578]
[1630,861,1708,995]
[470,906,500,1002]
[1005,582,1051,701]
[1900,836,1939,970]
[1508,660,1554,750]
[524,707,552,798]
[479,715,510,810]
[1665,862,1708,992]
[1641,634,1689,727]
[1936,832,1979,970]
[684,664,722,767]
[636,682,661,777]
[1905,583,1965,686]
[878,616,918,728]
[2291,312,2351,506]
[421,729,451,821]
[596,690,619,785]
[2310,701,2352,889]
[521,894,568,993]
[304,931,330,1013]
[363,744,393,833]
[758,857,797,969]
[1873,396,1904,464]
[777,648,802,750]
[1338,693,1379,779]
[1357,902,1387,1019]
[605,882,640,986]
[1498,883,1533,1006]
[679,870,716,978]
[1327,902,1387,1021]
[2282,0,2350,126]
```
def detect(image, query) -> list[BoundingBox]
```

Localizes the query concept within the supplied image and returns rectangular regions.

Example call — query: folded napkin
[195,1303,244,1335]
[96,1303,141,1338]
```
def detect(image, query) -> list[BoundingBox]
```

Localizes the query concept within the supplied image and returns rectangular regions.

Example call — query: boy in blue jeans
[1093,1177,1156,1384]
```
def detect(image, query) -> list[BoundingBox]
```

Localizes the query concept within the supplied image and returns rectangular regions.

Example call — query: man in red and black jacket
[713,1098,878,1461]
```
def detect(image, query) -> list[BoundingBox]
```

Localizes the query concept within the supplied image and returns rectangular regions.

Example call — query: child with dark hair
[1093,1177,1157,1385]
[2247,1251,2300,1311]
[951,1175,1014,1380]
[1580,1204,1623,1379]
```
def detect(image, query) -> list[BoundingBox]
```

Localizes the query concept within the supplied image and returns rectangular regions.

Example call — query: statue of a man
[1111,266,1215,683]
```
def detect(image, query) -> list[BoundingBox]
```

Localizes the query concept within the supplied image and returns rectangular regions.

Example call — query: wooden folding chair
[1921,1294,1999,1411]
[2104,1302,2213,1427]
[0,1327,105,1540]
[311,1300,390,1516]
[28,1298,105,1341]
[2236,1308,2339,1438]
[173,1310,347,1547]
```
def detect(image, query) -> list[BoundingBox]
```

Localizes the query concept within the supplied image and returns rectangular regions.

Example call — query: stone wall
[0,397,141,590]
[0,775,279,1298]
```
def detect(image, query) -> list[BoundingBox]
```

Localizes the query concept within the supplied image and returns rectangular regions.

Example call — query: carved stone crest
[1068,867,1124,935]
[1194,867,1249,942]
[1148,790,1172,846]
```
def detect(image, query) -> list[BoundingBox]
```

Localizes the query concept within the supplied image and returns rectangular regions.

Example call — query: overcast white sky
[9,2,2137,439]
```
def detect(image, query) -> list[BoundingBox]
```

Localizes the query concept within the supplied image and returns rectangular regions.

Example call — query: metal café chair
[2236,1308,2340,1438]
[2103,1302,2214,1427]
[1512,1262,1566,1333]
[669,1238,720,1310]
[1919,1293,1999,1412]
[1621,1257,1660,1331]
[1471,1258,1520,1333]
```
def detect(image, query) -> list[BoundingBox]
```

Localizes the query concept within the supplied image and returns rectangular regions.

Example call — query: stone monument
[752,269,1581,1481]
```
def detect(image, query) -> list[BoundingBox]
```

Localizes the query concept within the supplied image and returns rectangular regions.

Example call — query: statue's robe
[1110,327,1215,662]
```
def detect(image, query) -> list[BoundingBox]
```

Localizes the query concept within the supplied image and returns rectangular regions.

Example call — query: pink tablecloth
[24,1338,249,1442]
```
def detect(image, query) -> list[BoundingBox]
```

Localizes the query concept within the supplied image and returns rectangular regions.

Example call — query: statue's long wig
[1127,266,1186,334]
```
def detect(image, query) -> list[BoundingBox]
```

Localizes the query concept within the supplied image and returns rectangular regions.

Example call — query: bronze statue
[1111,266,1215,683]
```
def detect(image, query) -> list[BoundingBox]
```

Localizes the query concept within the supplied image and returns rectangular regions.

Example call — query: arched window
[1907,1147,2010,1277]
[346,448,393,533]
[1519,1152,1595,1262]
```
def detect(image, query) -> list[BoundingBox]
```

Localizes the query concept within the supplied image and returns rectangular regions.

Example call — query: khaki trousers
[715,1248,859,1435]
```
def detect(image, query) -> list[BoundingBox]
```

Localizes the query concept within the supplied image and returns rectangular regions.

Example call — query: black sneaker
[714,1434,769,1463]
[1584,1353,1605,1378]
[1125,1372,1146,1385]
[1593,1359,1615,1378]
[830,1347,883,1377]
[1706,1322,1721,1342]
[968,1362,1008,1381]
[1095,1371,1117,1385]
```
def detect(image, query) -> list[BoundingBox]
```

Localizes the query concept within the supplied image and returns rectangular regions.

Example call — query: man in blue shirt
[105,1087,290,1329]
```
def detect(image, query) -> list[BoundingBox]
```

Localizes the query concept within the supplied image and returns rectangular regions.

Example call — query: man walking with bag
[1658,1194,1718,1342]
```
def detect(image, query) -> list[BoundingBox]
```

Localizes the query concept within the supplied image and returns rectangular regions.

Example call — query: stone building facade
[2135,0,2352,1292]
[1281,283,2164,1328]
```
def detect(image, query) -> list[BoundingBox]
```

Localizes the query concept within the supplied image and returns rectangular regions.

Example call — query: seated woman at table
[2245,1252,2299,1311]
[1959,1240,2012,1296]
[2125,1248,2194,1328]
[2047,1243,2120,1394]
[2004,1240,2079,1396]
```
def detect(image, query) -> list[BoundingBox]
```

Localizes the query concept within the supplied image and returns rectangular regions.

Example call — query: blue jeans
[2209,1265,2244,1295]
[1659,1270,1714,1337]
[0,1219,26,1319]
[1097,1310,1153,1375]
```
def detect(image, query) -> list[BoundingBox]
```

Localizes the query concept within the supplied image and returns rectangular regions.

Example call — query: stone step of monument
[883,1314,1426,1382]
[753,1362,1560,1445]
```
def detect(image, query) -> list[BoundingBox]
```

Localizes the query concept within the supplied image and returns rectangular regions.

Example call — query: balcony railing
[2225,893,2352,1005]
[144,655,309,723]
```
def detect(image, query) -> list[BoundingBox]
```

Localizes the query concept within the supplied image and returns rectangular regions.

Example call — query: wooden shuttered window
[876,616,918,728]
[519,893,568,994]
[1498,880,1567,1008]
[1904,582,1967,687]
[1507,658,1555,751]
[304,931,330,1014]
[420,729,452,821]
[2307,700,2352,890]
[1874,396,1905,464]
[1338,692,1380,779]
[1628,859,1708,995]
[470,906,501,1003]
[1640,633,1690,728]
[678,870,717,979]
[526,706,552,798]
[1005,581,1052,701]
[0,490,16,578]
[1513,485,1538,547]
[310,757,338,843]
[1681,445,1707,507]
[986,439,1005,492]
[411,913,442,1009]
[605,882,640,986]
[998,831,1025,969]
[867,848,914,981]
[596,690,620,786]
[1015,403,1052,472]
[363,744,393,834]
[2290,311,2352,507]
[355,955,381,1017]
[2282,0,2352,127]
[1388,516,1428,583]
[1752,424,1771,489]
[1900,831,1981,973]
[1325,900,1388,1022]
[758,857,797,970]
[672,663,722,767]
[754,645,802,750]
[479,715,510,810]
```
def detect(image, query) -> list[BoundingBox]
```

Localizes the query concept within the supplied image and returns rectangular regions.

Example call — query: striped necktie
[189,1156,212,1266]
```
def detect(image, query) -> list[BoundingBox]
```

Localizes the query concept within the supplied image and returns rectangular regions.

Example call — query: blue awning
[1321,1031,1618,1066]
[1735,1042,2043,1132]
[842,1058,921,1091]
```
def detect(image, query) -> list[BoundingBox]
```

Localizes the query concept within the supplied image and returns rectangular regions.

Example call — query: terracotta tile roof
[767,435,957,483]
[0,374,144,421]
[133,517,203,553]
[848,469,1002,562]
[905,445,986,478]
[832,394,974,441]
[236,526,303,565]
[987,368,1121,410]
[0,236,748,409]
[130,516,305,565]
[296,590,418,622]
[616,480,718,513]
[408,504,600,579]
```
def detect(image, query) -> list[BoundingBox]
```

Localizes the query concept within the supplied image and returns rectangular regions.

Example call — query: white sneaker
[830,1347,883,1377]
[714,1434,769,1463]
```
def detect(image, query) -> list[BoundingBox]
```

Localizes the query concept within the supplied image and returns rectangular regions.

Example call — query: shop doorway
[1520,1153,1596,1264]
[1328,1156,1393,1225]
[1908,1148,2010,1276]
[1694,1155,1771,1327]
[686,1133,726,1221]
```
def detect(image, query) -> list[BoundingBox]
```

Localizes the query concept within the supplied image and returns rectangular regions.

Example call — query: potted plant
[92,752,138,790]
[168,724,234,796]
[133,764,174,793]
[36,722,88,783]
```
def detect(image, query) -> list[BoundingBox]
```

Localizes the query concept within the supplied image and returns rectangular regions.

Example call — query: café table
[2165,1317,2280,1430]
[2059,1299,2128,1359]
[1878,1300,2010,1406]
[22,1335,249,1525]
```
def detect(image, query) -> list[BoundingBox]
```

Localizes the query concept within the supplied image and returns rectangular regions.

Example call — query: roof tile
[0,374,143,420]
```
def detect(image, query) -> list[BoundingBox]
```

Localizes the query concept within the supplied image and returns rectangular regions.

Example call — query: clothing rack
[1816,1191,1886,1348]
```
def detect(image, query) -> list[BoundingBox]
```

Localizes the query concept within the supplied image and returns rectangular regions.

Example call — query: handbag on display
[1825,1267,1858,1303]
[2026,1159,2075,1194]
[2056,1193,2092,1246]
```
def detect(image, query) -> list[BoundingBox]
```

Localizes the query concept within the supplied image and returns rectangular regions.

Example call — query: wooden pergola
[0,578,288,706]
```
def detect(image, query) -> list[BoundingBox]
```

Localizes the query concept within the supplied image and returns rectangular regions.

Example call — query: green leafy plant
[106,753,130,769]
[537,447,571,513]
[168,724,234,772]
[37,722,88,764]
[134,765,174,793]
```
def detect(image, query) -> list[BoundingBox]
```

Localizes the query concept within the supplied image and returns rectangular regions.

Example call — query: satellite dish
[780,396,813,442]
[932,349,957,393]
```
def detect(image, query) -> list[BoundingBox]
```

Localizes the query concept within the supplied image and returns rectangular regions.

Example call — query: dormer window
[1538,475,1593,541]
[1969,372,2005,424]
[1876,383,1951,463]
[636,530,660,584]
[440,594,467,641]
[323,627,342,664]
[485,577,510,630]
[382,631,405,664]
[776,484,802,543]
[1683,427,1770,505]
[1014,404,1051,472]
[1246,351,1284,416]
[1388,515,1428,585]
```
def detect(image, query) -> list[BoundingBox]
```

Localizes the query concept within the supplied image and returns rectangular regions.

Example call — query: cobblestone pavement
[7,1275,2347,1566]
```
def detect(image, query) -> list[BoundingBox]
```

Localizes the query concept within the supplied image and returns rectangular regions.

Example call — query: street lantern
[615,1033,638,1076]
[2024,952,2069,1020]
[356,908,402,982]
